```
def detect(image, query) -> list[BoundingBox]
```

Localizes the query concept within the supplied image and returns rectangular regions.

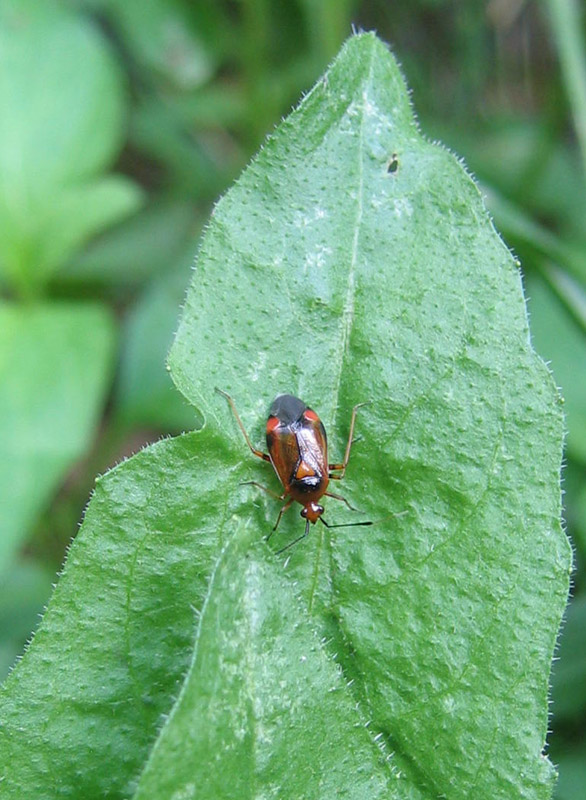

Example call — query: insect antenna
[273,512,407,556]
[274,517,373,556]
[319,518,373,529]
[321,510,409,530]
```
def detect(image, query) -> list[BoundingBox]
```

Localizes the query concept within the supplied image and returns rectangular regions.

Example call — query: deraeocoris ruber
[216,389,372,553]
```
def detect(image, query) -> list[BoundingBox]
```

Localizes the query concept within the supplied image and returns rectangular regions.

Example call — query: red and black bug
[216,389,373,553]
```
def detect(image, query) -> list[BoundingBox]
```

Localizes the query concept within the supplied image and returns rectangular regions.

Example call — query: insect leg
[240,481,285,501]
[324,490,358,512]
[265,498,295,542]
[328,402,370,477]
[275,518,311,555]
[215,388,270,462]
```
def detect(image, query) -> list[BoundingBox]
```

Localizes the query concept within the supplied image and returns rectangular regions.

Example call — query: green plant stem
[545,0,586,179]
[241,0,273,147]
[299,0,355,63]
[537,259,586,338]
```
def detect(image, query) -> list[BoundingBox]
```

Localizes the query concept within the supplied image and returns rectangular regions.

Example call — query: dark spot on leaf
[387,154,399,174]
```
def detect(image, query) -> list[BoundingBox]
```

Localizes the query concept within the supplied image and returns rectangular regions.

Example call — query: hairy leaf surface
[0,33,569,800]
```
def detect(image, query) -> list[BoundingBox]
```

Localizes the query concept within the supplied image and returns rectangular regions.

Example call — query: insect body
[216,389,372,552]
[266,394,330,526]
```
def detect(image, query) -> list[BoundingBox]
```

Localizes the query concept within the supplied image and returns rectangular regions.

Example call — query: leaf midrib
[314,38,376,605]
[304,37,402,787]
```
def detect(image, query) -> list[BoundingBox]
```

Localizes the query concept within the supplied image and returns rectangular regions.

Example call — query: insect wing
[295,413,328,479]
[266,423,300,489]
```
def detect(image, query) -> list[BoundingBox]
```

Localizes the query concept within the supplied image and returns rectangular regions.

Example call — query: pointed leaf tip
[168,31,569,799]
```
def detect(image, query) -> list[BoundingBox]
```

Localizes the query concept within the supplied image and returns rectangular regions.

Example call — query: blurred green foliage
[0,0,584,796]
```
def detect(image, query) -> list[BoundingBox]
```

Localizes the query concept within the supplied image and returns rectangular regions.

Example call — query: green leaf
[169,33,570,798]
[130,96,228,199]
[0,33,570,800]
[0,302,116,572]
[10,177,144,291]
[0,431,234,799]
[105,0,215,89]
[133,530,393,799]
[65,200,199,287]
[116,256,201,432]
[0,0,142,296]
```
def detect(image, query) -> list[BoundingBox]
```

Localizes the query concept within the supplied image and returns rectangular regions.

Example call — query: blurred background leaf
[0,302,116,571]
[0,0,143,298]
[0,1,584,795]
